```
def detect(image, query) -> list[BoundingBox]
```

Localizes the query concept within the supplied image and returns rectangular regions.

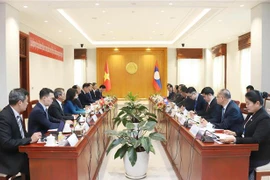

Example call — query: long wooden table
[19,104,117,180]
[149,100,258,180]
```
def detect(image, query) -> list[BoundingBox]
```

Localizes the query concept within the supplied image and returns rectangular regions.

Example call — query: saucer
[44,143,58,147]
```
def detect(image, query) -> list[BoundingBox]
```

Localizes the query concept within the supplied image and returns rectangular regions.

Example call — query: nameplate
[67,133,79,147]
[178,116,186,125]
[99,109,103,114]
[92,114,98,122]
[170,110,176,117]
[84,122,90,132]
[189,124,200,137]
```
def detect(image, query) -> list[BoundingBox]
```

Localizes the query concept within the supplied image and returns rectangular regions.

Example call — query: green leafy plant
[106,120,165,166]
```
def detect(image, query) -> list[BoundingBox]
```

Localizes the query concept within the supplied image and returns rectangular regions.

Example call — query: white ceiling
[2,0,270,48]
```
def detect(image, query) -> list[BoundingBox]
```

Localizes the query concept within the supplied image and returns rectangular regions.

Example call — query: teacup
[46,134,56,146]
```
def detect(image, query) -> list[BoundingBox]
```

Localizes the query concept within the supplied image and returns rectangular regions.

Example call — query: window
[212,55,225,94]
[240,48,251,102]
[177,59,204,90]
[74,59,86,86]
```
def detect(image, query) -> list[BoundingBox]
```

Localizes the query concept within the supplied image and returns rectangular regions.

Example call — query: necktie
[16,116,25,138]
[221,108,225,122]
[194,100,197,111]
[206,104,210,112]
[45,108,49,119]
[61,103,64,112]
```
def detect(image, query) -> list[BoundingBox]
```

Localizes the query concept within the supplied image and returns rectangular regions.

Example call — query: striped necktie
[221,108,225,122]
[16,116,25,138]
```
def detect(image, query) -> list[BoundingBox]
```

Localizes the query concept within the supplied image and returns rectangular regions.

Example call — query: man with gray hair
[201,89,244,133]
[0,88,41,179]
[48,88,76,121]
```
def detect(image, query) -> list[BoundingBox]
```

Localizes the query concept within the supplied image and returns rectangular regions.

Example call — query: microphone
[200,130,219,143]
[183,118,199,128]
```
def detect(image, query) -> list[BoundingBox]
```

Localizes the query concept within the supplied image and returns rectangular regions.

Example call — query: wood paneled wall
[238,32,251,50]
[96,48,167,98]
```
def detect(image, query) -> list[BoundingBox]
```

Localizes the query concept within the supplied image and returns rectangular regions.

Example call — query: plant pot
[123,151,149,179]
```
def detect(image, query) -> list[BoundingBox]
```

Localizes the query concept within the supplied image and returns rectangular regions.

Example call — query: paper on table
[48,128,58,132]
[63,123,71,133]
[214,133,235,140]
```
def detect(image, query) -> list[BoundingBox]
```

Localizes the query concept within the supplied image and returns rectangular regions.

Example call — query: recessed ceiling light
[149,37,152,39]
[152,30,155,33]
[58,30,62,33]
[107,22,111,25]
[23,5,28,8]
[240,4,244,7]
[102,10,106,13]
[156,22,159,25]
[95,3,99,6]
[169,2,173,6]
[112,37,116,39]
[109,31,113,33]
[44,20,48,23]
[68,37,71,39]
[218,19,222,22]
[161,10,164,13]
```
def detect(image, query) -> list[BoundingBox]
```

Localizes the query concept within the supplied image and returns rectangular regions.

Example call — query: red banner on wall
[29,32,63,61]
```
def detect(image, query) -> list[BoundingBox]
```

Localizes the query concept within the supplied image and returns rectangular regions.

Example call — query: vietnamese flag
[104,61,111,91]
[153,60,162,91]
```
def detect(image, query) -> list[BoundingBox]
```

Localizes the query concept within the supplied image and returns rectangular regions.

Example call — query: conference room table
[19,102,118,180]
[149,99,258,180]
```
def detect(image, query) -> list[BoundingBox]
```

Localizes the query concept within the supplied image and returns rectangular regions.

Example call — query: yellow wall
[96,48,167,98]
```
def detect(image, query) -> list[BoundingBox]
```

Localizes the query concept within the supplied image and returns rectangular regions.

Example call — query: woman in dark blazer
[63,88,85,115]
[222,90,270,179]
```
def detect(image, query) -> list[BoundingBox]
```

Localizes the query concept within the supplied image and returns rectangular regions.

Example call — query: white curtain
[74,59,86,86]
[212,55,225,94]
[240,48,251,102]
[177,59,204,91]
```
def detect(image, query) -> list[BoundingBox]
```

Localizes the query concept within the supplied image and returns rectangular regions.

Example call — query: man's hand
[30,132,42,143]
[224,130,236,136]
[65,120,73,125]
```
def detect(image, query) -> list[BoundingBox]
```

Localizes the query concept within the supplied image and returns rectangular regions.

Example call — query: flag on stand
[104,61,111,91]
[153,61,162,91]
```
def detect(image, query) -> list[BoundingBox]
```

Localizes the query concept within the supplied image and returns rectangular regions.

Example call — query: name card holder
[67,133,79,147]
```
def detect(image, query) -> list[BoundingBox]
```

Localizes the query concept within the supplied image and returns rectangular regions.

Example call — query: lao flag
[104,61,111,91]
[153,61,162,91]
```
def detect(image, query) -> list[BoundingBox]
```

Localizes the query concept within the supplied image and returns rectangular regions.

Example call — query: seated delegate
[63,88,86,115]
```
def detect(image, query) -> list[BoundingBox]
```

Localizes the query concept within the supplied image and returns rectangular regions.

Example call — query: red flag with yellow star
[104,61,111,91]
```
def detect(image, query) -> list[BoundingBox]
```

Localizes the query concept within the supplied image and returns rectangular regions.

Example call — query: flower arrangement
[149,94,164,103]
[154,101,166,110]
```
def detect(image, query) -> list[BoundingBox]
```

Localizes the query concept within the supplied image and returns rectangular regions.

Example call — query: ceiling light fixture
[172,8,211,44]
[161,10,164,13]
[95,3,99,6]
[58,30,62,33]
[23,5,28,8]
[156,22,159,25]
[169,2,173,6]
[240,4,244,7]
[57,9,94,44]
[44,20,48,23]
[102,10,106,13]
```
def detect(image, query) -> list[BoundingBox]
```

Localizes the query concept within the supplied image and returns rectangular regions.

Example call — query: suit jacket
[173,93,185,105]
[90,90,97,101]
[177,97,195,111]
[167,92,175,101]
[201,97,222,123]
[212,100,244,133]
[28,102,64,135]
[63,100,85,115]
[0,105,31,175]
[95,89,103,100]
[236,107,270,162]
[194,94,207,116]
[79,90,94,107]
[73,98,83,109]
[48,99,74,120]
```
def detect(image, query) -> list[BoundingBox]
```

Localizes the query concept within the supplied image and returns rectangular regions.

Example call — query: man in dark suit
[79,83,95,107]
[177,85,195,111]
[90,82,98,101]
[95,85,106,100]
[201,89,244,132]
[200,87,222,123]
[167,83,175,101]
[72,85,83,109]
[186,87,207,115]
[0,88,41,179]
[28,88,72,135]
[48,88,76,120]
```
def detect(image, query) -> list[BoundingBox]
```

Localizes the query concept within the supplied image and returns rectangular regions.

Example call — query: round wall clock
[126,62,138,74]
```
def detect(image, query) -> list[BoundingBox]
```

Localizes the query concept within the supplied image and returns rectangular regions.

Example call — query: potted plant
[106,93,166,179]
[114,92,157,126]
